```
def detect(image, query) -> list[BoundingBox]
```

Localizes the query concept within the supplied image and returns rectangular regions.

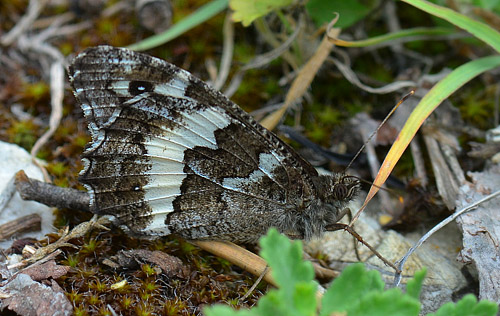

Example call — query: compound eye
[333,183,348,200]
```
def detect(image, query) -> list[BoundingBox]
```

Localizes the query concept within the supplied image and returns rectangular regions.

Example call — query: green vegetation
[205,229,498,316]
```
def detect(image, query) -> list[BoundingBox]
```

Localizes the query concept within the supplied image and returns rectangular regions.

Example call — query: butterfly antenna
[344,90,415,173]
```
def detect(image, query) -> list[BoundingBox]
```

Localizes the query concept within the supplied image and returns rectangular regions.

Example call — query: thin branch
[0,0,49,46]
[0,214,41,241]
[213,12,234,91]
[392,189,500,287]
[29,61,64,162]
[15,171,90,212]
[328,56,416,94]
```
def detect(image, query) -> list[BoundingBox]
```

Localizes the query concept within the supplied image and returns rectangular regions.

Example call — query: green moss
[141,264,159,277]
[234,42,256,64]
[23,81,50,101]
[135,303,155,316]
[78,266,99,279]
[97,19,115,35]
[142,279,160,293]
[459,93,494,129]
[67,289,83,304]
[179,239,197,254]
[86,293,101,305]
[7,120,38,150]
[62,253,80,268]
[73,306,89,316]
[318,106,343,125]
[80,239,101,255]
[73,134,90,148]
[55,228,262,314]
[216,257,233,270]
[89,279,108,293]
[97,305,113,316]
[47,162,69,177]
[120,296,135,309]
[307,124,328,144]
[35,148,51,160]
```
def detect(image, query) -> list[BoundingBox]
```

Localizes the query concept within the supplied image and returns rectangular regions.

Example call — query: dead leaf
[1,273,72,316]
[22,260,70,281]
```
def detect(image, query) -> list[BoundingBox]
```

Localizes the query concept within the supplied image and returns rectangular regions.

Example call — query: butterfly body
[69,46,359,243]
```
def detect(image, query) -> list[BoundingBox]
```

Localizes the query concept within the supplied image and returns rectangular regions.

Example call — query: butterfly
[69,46,359,243]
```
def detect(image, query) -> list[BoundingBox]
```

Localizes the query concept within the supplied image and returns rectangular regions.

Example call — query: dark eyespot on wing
[129,81,154,95]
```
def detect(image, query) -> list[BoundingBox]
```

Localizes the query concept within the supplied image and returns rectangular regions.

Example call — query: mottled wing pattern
[69,46,320,242]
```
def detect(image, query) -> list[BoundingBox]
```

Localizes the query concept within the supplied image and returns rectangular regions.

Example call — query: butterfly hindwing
[69,46,320,242]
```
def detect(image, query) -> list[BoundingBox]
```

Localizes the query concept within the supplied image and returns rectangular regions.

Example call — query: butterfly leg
[336,207,351,222]
[325,221,400,273]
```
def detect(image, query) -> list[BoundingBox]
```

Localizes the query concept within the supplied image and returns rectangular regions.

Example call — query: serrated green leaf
[258,229,317,316]
[259,229,315,289]
[432,302,455,315]
[252,290,291,316]
[203,305,232,316]
[429,294,499,316]
[230,0,293,26]
[320,263,385,315]
[471,301,500,316]
[204,304,256,316]
[406,268,426,300]
[349,288,420,316]
[205,231,497,316]
[293,282,317,316]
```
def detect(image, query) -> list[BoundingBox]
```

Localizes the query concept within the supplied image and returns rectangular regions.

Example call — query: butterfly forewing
[69,46,321,242]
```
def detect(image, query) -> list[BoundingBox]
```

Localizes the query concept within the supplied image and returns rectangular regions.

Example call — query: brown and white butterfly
[69,45,359,243]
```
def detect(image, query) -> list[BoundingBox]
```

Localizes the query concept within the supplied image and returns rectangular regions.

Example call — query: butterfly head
[331,175,360,202]
[314,174,360,206]
[288,174,360,240]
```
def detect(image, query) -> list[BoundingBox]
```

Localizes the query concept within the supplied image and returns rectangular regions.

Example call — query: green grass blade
[333,27,458,47]
[361,56,500,214]
[127,0,228,51]
[401,0,500,53]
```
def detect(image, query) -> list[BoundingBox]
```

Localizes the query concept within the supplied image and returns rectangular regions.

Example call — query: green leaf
[331,27,457,48]
[204,230,497,316]
[203,304,249,316]
[253,290,294,316]
[293,282,317,316]
[258,229,317,316]
[429,294,499,316]
[205,229,317,316]
[127,0,228,51]
[259,228,316,291]
[401,0,500,53]
[306,0,370,28]
[362,55,500,216]
[471,0,500,10]
[349,288,420,316]
[320,263,385,315]
[406,268,426,300]
[230,0,293,26]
